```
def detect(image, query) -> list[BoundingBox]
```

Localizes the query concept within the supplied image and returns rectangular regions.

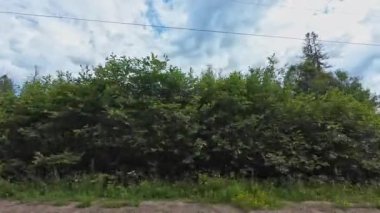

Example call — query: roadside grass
[0,176,380,210]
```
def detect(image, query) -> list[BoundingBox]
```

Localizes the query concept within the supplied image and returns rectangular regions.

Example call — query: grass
[0,175,380,210]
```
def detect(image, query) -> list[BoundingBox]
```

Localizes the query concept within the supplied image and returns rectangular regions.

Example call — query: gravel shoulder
[0,200,379,213]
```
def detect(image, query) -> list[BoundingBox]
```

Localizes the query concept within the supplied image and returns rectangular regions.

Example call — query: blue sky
[0,0,380,92]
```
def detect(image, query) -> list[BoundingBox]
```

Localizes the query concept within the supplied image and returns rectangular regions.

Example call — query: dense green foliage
[0,33,379,182]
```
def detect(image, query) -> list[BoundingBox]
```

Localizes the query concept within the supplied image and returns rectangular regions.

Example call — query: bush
[0,53,379,182]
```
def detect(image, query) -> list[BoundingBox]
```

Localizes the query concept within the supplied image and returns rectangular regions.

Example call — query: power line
[230,0,282,7]
[1,10,380,47]
[229,0,380,18]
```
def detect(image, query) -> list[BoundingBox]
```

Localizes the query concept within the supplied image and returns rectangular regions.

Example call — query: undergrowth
[0,175,380,210]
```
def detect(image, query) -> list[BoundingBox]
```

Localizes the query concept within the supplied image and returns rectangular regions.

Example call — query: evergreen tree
[0,75,13,94]
[303,32,330,70]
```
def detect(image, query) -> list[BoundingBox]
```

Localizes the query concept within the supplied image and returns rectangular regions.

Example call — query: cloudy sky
[1,0,380,92]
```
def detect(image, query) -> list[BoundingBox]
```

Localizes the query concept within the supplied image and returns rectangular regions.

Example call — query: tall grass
[0,175,380,210]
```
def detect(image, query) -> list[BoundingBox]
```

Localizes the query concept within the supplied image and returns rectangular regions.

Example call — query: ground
[0,201,380,213]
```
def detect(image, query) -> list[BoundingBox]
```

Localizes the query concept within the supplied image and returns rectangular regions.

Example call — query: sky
[0,0,380,92]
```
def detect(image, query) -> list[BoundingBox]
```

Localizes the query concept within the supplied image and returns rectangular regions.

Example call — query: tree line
[0,32,379,183]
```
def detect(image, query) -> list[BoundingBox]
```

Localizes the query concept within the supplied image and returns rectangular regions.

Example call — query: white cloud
[0,0,379,93]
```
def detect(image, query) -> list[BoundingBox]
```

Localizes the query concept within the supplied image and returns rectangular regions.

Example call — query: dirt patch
[0,200,379,213]
[0,200,242,213]
[254,202,380,213]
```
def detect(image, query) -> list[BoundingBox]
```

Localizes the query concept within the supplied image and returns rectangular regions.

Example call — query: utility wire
[1,10,380,47]
[229,0,380,18]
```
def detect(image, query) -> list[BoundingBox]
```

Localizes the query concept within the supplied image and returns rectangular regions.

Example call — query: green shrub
[0,49,379,182]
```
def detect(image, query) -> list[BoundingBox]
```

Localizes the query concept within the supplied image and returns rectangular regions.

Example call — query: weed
[0,176,380,210]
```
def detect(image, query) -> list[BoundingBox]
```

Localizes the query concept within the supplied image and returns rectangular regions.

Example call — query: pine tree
[0,75,13,94]
[303,32,330,70]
